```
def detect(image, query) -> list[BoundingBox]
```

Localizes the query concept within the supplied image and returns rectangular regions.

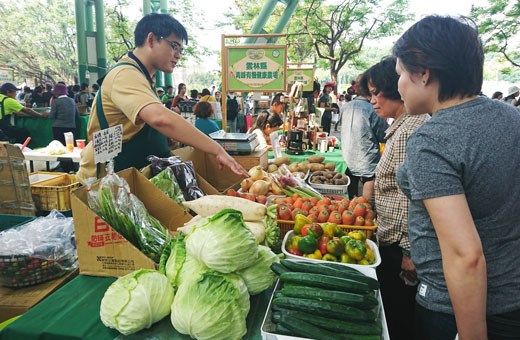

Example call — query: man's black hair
[134,13,188,47]
[81,83,89,90]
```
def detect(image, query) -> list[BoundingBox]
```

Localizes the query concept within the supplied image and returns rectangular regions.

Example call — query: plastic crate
[276,219,377,238]
[31,174,81,211]
[0,214,36,232]
[307,175,350,196]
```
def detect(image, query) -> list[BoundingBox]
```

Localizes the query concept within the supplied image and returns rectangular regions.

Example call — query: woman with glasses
[76,13,248,182]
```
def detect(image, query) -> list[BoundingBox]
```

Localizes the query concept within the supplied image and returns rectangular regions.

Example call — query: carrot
[183,195,267,221]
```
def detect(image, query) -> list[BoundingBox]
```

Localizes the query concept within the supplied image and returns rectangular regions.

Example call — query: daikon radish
[244,221,265,243]
[176,215,206,235]
[183,195,266,221]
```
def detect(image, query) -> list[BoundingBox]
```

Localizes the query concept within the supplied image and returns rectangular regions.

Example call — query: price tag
[93,124,123,164]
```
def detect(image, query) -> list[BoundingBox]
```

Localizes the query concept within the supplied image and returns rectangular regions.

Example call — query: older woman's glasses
[159,36,184,55]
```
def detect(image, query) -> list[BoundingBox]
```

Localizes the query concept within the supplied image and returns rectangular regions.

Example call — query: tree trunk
[330,69,338,95]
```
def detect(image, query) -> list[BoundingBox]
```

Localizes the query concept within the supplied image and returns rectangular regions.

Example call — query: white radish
[182,195,266,221]
[244,221,265,243]
[176,215,206,235]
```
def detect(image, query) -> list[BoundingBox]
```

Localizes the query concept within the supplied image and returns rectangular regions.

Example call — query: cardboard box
[0,143,35,216]
[0,269,78,322]
[171,147,267,192]
[70,168,194,277]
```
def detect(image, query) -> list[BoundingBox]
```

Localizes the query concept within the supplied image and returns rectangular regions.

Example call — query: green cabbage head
[171,270,250,340]
[100,269,174,335]
[186,209,259,273]
[237,245,280,295]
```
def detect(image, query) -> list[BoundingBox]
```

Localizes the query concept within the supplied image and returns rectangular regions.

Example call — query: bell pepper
[340,253,357,264]
[346,239,367,261]
[340,235,354,246]
[305,249,322,260]
[287,235,302,252]
[293,214,311,235]
[318,235,332,255]
[302,223,323,238]
[334,229,347,237]
[322,254,338,262]
[298,235,318,254]
[357,258,370,265]
[326,237,345,257]
[348,230,367,242]
[288,248,302,256]
[321,222,338,237]
[365,246,376,264]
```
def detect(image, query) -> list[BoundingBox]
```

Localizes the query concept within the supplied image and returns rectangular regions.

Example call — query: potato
[267,164,278,173]
[309,163,325,172]
[298,161,310,172]
[274,156,291,167]
[324,162,336,171]
[288,162,300,173]
[307,155,325,163]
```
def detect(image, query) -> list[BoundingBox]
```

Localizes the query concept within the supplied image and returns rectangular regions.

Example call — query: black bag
[226,95,239,121]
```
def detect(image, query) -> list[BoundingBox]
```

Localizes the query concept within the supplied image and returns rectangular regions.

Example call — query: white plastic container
[282,231,381,269]
[261,265,390,340]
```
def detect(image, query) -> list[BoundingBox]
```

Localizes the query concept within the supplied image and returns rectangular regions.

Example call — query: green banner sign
[227,46,286,92]
[286,67,314,92]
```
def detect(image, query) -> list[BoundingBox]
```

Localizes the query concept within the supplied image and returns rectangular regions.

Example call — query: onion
[240,178,254,192]
[249,180,269,196]
[248,166,264,181]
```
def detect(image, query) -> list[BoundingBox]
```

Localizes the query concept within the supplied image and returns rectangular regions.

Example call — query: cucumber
[273,296,376,322]
[271,262,291,276]
[279,314,339,340]
[279,272,371,294]
[280,285,378,309]
[280,259,380,289]
[275,309,382,336]
[274,323,293,336]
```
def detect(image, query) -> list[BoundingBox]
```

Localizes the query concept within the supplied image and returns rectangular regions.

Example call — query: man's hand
[401,255,418,284]
[215,149,249,178]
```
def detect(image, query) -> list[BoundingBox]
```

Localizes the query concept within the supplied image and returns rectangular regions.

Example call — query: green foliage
[470,0,520,69]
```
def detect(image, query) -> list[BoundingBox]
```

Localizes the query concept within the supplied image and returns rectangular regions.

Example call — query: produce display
[274,195,377,227]
[268,155,337,175]
[268,260,383,339]
[309,169,349,186]
[149,167,185,205]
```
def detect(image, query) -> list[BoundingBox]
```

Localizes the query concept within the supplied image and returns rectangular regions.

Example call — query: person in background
[91,83,99,101]
[269,92,286,119]
[318,81,337,134]
[361,56,430,340]
[161,85,175,109]
[77,83,91,114]
[155,87,164,99]
[303,80,321,116]
[49,83,80,172]
[214,90,222,104]
[199,88,216,102]
[190,89,199,101]
[42,83,54,107]
[31,85,46,107]
[0,82,47,144]
[194,101,219,136]
[226,91,242,132]
[333,93,346,131]
[171,83,189,114]
[393,15,520,339]
[210,84,216,96]
[22,86,32,107]
[491,91,503,100]
[247,110,283,150]
[503,85,519,107]
[341,72,388,202]
[76,13,247,181]
[71,84,81,101]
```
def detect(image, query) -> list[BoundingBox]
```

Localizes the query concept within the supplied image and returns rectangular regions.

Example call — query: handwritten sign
[93,124,123,164]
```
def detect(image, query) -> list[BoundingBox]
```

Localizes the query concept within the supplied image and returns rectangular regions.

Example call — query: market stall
[15,115,89,149]
[0,274,271,340]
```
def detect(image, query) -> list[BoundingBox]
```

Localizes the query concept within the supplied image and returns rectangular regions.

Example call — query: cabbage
[237,245,280,295]
[163,237,187,288]
[100,269,174,335]
[177,254,207,286]
[186,209,259,273]
[171,270,250,340]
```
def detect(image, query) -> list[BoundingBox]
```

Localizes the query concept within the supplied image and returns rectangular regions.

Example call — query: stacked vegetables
[99,209,281,338]
[269,260,383,339]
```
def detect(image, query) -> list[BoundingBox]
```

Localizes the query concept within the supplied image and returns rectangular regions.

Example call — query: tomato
[337,202,348,214]
[342,210,355,225]
[308,206,320,217]
[277,204,292,220]
[302,223,323,238]
[364,218,375,226]
[327,211,342,224]
[284,197,294,205]
[227,189,239,197]
[329,203,339,212]
[318,235,332,255]
[291,208,308,220]
[288,248,302,256]
[318,204,330,212]
[292,193,301,200]
[310,197,319,206]
[307,214,319,223]
[357,196,368,204]
[317,210,330,223]
[293,198,303,209]
[301,201,314,212]
[256,195,267,204]
[365,210,377,220]
[354,216,365,226]
[316,197,332,207]
[353,203,367,218]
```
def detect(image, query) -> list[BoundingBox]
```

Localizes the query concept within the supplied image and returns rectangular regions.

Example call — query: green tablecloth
[268,147,347,174]
[0,275,271,340]
[15,115,90,149]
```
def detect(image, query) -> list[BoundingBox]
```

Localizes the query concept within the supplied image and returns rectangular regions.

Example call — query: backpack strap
[0,97,8,120]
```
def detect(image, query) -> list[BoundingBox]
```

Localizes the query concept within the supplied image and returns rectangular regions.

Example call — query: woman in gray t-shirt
[393,16,520,340]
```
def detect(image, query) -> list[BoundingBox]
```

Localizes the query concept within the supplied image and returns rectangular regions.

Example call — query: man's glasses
[159,36,184,55]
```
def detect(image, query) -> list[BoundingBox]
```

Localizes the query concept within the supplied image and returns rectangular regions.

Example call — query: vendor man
[77,13,248,181]
[0,82,48,144]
